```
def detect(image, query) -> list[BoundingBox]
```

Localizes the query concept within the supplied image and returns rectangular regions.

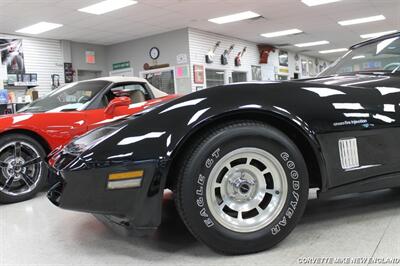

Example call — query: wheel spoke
[261,169,271,175]
[0,161,7,168]
[262,188,276,195]
[2,177,15,191]
[20,173,35,186]
[22,157,42,167]
[237,211,243,221]
[14,142,21,158]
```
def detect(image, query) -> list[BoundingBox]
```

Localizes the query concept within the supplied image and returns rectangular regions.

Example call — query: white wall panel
[0,34,64,96]
[188,28,263,90]
[188,28,331,90]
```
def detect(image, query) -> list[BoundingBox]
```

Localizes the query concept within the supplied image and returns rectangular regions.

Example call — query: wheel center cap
[239,183,251,194]
[227,170,257,201]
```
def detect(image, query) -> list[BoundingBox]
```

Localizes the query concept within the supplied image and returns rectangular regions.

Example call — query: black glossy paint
[49,39,400,233]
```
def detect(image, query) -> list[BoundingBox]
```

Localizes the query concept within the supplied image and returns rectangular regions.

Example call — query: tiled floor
[1,189,400,266]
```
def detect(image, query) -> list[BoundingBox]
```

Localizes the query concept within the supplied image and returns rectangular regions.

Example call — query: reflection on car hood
[301,73,400,89]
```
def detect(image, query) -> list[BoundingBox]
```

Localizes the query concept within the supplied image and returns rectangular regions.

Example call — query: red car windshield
[19,80,110,113]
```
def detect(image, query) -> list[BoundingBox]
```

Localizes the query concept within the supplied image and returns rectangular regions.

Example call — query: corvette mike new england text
[298,257,400,264]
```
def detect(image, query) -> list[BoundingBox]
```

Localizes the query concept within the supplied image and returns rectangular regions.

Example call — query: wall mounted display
[51,74,60,90]
[143,69,175,94]
[308,60,315,76]
[175,65,191,93]
[85,50,95,64]
[0,39,25,74]
[176,53,188,64]
[279,50,288,67]
[257,44,275,64]
[7,74,17,85]
[205,41,221,64]
[295,54,300,72]
[206,69,225,88]
[251,65,262,81]
[220,44,235,65]
[64,63,74,83]
[176,65,189,78]
[234,47,247,67]
[193,64,205,84]
[301,59,308,77]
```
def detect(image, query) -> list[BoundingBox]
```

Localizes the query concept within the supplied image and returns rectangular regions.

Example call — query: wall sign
[176,53,188,64]
[64,63,74,83]
[85,51,95,64]
[193,64,204,84]
[176,65,189,78]
[112,61,130,70]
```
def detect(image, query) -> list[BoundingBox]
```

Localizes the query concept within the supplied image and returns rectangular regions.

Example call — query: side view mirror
[104,96,131,115]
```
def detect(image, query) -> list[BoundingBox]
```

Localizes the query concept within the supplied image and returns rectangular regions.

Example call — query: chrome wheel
[206,147,288,233]
[0,141,42,196]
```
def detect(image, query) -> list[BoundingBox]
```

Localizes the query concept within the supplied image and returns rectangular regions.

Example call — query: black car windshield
[18,80,110,113]
[321,35,400,76]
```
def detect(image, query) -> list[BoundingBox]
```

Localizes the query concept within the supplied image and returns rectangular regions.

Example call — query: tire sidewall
[0,134,48,203]
[179,124,309,252]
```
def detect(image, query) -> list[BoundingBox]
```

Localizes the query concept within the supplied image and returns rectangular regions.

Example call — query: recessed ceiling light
[295,40,330,47]
[338,15,385,26]
[360,30,397,39]
[79,0,137,15]
[319,48,348,54]
[301,0,341,7]
[208,11,261,24]
[261,29,303,38]
[16,22,63,34]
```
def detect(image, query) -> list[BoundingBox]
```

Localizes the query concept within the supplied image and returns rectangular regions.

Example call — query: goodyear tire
[175,120,309,254]
[0,134,48,204]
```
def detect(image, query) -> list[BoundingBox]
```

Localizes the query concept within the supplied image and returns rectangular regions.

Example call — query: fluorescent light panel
[295,40,329,47]
[338,15,385,26]
[208,11,260,24]
[319,48,348,54]
[16,22,63,34]
[261,29,302,38]
[79,0,137,15]
[302,0,341,6]
[360,30,398,39]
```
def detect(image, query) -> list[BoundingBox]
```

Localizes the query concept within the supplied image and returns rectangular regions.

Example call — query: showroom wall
[0,28,331,98]
[106,28,190,76]
[70,41,108,78]
[0,34,64,96]
[188,28,330,91]
[188,28,261,91]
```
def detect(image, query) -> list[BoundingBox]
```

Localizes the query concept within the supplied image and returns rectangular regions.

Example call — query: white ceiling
[0,0,399,60]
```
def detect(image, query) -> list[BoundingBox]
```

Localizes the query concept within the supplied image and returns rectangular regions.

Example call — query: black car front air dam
[47,159,168,234]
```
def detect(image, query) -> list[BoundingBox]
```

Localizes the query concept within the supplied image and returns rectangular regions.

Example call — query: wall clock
[149,47,160,60]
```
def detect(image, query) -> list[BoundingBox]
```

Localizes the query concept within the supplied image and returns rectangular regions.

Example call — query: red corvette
[0,77,177,203]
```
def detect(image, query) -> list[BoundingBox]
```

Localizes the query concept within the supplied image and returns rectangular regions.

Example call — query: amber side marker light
[107,170,144,189]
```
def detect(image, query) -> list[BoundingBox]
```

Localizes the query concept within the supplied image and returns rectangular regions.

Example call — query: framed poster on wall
[301,59,308,77]
[0,39,25,74]
[193,64,204,84]
[251,65,262,81]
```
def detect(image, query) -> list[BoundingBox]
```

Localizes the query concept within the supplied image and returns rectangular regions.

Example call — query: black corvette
[49,32,400,254]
